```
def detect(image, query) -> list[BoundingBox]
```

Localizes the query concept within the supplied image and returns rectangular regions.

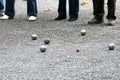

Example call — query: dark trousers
[5,0,37,17]
[0,0,4,13]
[58,0,79,18]
[92,0,116,20]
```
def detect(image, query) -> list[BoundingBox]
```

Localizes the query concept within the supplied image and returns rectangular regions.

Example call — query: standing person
[55,0,79,21]
[88,0,116,25]
[0,0,4,16]
[1,0,37,21]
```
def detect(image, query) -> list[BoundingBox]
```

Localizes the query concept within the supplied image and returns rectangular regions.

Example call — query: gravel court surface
[0,0,120,80]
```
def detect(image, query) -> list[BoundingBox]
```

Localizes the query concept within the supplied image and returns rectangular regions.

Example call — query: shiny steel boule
[81,29,86,36]
[40,45,47,52]
[108,43,115,50]
[44,38,50,44]
[31,34,37,40]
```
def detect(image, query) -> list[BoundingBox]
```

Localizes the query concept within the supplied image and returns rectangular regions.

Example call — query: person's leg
[58,0,66,17]
[68,0,79,21]
[88,0,104,24]
[106,0,116,25]
[93,0,104,20]
[5,0,15,17]
[0,0,4,13]
[27,0,37,17]
[1,0,15,19]
[55,0,66,20]
[69,0,79,18]
[107,0,116,20]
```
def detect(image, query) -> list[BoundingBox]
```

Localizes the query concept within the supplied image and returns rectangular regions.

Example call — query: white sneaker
[107,20,115,26]
[1,15,14,20]
[28,16,37,21]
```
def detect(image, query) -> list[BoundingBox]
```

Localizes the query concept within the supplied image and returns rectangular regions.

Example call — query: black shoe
[88,17,103,24]
[55,16,66,20]
[68,17,78,21]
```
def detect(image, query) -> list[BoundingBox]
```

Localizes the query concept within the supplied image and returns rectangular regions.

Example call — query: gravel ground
[0,0,120,80]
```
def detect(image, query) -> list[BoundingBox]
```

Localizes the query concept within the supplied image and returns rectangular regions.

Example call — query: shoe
[107,19,115,26]
[28,16,37,21]
[88,17,103,24]
[1,15,14,20]
[55,16,66,20]
[68,17,78,21]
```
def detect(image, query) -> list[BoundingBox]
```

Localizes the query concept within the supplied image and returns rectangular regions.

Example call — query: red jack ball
[76,49,80,52]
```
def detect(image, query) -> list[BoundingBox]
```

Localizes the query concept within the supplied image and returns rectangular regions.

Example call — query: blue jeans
[0,0,4,13]
[5,0,37,17]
